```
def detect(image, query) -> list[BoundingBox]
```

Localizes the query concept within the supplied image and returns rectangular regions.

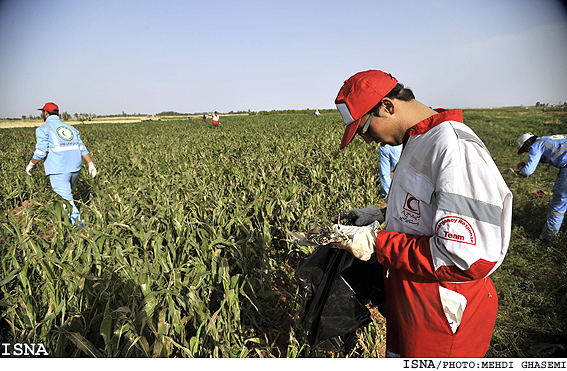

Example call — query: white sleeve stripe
[34,149,47,156]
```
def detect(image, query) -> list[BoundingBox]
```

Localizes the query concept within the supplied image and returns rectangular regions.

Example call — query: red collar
[407,109,463,136]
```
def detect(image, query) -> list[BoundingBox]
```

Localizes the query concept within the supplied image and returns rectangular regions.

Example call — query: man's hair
[43,110,59,116]
[369,83,415,114]
[385,83,415,102]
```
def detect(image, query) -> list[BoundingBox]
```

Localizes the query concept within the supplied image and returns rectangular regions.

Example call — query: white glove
[338,205,385,226]
[88,162,97,178]
[26,161,35,176]
[330,221,381,261]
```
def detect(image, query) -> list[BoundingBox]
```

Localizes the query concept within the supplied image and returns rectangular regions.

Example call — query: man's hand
[26,161,35,176]
[88,162,97,178]
[329,221,381,261]
[332,205,385,226]
[516,162,529,177]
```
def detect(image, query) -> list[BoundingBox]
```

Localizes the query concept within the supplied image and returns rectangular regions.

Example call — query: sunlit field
[1,108,566,357]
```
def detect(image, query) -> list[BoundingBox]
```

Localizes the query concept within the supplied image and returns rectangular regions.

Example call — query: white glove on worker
[334,205,385,226]
[330,220,381,261]
[351,205,385,225]
[26,161,35,176]
[87,162,97,178]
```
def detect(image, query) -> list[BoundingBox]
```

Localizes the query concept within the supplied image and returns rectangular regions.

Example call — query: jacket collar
[45,115,61,125]
[407,109,463,137]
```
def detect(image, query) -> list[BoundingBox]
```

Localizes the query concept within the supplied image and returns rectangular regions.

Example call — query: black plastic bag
[295,244,385,352]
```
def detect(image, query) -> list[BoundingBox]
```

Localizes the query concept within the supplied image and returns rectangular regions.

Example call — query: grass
[463,107,567,357]
[0,107,566,357]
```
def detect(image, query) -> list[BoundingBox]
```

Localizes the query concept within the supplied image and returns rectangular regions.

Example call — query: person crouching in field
[26,102,97,226]
[517,133,567,241]
[329,70,512,357]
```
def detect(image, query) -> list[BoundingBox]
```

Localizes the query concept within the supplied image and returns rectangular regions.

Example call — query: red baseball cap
[335,70,398,149]
[38,102,59,114]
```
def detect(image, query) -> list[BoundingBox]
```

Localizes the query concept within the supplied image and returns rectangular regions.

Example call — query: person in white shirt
[212,111,220,128]
[331,70,512,357]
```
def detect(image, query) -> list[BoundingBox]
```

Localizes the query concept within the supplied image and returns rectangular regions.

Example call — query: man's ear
[380,98,395,115]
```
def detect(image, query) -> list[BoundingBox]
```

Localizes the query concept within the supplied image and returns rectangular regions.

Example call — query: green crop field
[1,108,566,358]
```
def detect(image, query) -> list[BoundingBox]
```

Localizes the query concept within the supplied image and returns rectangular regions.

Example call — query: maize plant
[1,108,566,358]
[0,113,387,357]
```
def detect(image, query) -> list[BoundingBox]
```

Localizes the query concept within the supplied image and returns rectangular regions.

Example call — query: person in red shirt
[331,70,512,357]
[212,111,220,128]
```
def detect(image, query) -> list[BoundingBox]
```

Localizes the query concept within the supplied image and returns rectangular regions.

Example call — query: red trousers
[384,269,498,357]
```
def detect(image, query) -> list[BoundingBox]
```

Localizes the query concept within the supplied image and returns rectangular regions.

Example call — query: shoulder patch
[454,128,490,155]
[435,216,477,245]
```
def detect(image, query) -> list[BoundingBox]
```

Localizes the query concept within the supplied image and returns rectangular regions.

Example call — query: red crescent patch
[403,194,420,216]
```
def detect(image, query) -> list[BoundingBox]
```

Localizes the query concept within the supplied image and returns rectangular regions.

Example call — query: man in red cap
[330,70,512,357]
[26,102,97,226]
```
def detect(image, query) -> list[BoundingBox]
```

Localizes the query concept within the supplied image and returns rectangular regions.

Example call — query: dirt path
[0,118,148,129]
[0,114,246,129]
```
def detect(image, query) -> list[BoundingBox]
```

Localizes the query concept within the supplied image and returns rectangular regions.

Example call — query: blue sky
[1,0,566,118]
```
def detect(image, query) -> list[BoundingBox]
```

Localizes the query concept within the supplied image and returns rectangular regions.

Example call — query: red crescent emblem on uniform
[403,194,421,216]
[406,196,418,212]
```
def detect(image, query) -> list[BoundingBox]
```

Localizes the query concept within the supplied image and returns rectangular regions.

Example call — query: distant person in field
[203,114,207,123]
[517,133,567,241]
[378,143,402,197]
[26,102,97,226]
[315,109,320,117]
[212,111,220,128]
[329,70,512,357]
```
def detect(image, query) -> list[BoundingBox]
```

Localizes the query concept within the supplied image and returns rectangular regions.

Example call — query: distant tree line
[12,104,567,121]
[10,112,99,121]
[535,102,567,108]
[4,108,332,120]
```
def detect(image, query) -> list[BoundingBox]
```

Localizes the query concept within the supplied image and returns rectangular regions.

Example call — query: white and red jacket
[375,109,512,357]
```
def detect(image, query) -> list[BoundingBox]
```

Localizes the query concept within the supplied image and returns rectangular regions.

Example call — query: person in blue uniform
[26,102,97,226]
[379,143,402,197]
[517,132,567,241]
